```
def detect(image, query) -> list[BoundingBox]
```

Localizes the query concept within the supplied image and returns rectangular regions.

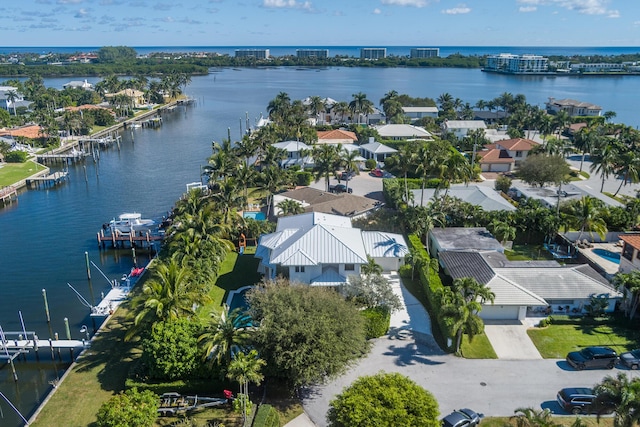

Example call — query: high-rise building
[360,48,387,60]
[410,48,440,58]
[296,49,329,59]
[235,49,270,59]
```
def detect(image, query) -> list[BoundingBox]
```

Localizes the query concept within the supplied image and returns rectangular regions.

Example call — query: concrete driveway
[309,171,385,201]
[483,321,542,360]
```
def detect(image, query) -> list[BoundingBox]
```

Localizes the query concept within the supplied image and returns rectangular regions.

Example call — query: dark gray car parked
[557,387,615,415]
[620,349,640,369]
[566,346,618,370]
[441,408,482,427]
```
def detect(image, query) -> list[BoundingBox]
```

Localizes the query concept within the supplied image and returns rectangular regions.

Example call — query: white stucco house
[359,140,398,163]
[255,212,408,286]
[442,120,487,139]
[272,140,313,168]
[374,124,432,140]
[402,106,439,121]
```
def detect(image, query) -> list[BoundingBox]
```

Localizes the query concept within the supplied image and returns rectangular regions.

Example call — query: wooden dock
[97,228,164,249]
[36,150,86,164]
[0,186,17,205]
[26,171,69,188]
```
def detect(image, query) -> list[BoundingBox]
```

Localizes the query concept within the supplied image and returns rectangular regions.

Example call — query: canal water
[2,66,640,426]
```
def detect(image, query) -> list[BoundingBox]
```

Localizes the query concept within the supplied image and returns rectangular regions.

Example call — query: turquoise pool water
[229,287,251,313]
[592,248,621,264]
[243,211,266,221]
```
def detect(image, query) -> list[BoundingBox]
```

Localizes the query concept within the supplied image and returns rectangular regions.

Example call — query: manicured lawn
[505,244,554,261]
[482,416,613,427]
[460,333,498,359]
[527,315,640,358]
[0,161,47,187]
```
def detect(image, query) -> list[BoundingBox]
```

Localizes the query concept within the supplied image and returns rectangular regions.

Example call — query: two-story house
[619,234,640,274]
[272,141,313,168]
[442,120,487,139]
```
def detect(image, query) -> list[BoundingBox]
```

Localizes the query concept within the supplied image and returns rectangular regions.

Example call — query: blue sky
[1,0,639,47]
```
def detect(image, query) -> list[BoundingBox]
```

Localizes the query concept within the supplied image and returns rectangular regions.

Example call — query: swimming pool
[243,211,266,221]
[592,248,621,264]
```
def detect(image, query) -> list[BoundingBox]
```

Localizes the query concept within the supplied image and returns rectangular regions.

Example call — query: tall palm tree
[312,144,341,192]
[563,196,608,241]
[260,165,290,217]
[349,92,374,125]
[198,305,254,367]
[452,277,495,306]
[267,91,291,122]
[590,139,619,192]
[594,373,640,427]
[613,150,640,197]
[340,147,361,193]
[331,101,350,123]
[487,219,516,244]
[226,349,266,425]
[612,271,640,320]
[6,90,18,116]
[306,95,326,122]
[210,180,246,224]
[440,287,484,354]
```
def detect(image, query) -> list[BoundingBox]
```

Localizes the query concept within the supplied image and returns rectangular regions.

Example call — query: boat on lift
[108,213,155,233]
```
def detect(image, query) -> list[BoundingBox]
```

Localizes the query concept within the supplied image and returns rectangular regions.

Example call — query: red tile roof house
[316,129,358,145]
[477,138,539,172]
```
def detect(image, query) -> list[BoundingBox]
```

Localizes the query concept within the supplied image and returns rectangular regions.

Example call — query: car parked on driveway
[329,184,352,194]
[369,168,384,177]
[441,408,482,427]
[556,387,614,415]
[566,346,618,370]
[620,349,640,370]
[339,171,355,181]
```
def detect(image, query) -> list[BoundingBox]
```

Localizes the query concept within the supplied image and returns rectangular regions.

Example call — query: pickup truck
[329,184,353,194]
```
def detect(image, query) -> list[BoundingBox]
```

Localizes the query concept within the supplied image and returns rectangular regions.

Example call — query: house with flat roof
[442,120,487,138]
[410,48,439,58]
[255,212,408,285]
[402,106,439,121]
[374,124,432,140]
[360,48,386,60]
[235,49,270,59]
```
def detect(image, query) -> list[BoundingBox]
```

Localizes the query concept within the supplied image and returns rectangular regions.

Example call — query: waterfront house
[62,79,93,90]
[271,140,313,168]
[546,98,602,117]
[0,86,31,113]
[618,234,640,274]
[272,187,380,218]
[107,89,146,108]
[255,212,408,285]
[442,120,487,138]
[374,124,432,140]
[430,228,621,320]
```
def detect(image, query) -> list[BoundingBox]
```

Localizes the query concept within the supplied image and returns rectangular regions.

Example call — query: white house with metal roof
[271,141,313,168]
[374,124,433,140]
[255,212,408,286]
[411,185,516,212]
[442,120,487,138]
[359,139,398,163]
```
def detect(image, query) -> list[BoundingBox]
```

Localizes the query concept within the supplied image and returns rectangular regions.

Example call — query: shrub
[253,404,280,427]
[295,171,313,186]
[538,316,552,327]
[5,150,28,163]
[361,307,391,339]
[495,175,512,193]
[96,388,159,427]
[365,158,377,170]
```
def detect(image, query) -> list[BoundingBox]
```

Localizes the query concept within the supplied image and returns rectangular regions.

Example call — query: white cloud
[519,6,537,12]
[516,0,619,17]
[442,4,470,14]
[263,0,312,9]
[373,8,381,14]
[74,8,89,18]
[381,0,430,8]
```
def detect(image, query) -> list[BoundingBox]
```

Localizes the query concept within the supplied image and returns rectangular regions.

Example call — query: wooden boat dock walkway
[0,186,17,205]
[26,171,69,188]
[97,228,164,249]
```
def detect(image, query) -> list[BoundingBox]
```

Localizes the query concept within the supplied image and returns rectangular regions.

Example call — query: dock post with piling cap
[64,318,73,359]
[85,251,91,280]
[33,333,39,361]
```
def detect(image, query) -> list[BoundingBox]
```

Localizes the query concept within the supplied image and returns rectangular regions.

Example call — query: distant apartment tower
[235,49,270,59]
[485,53,548,73]
[410,48,440,58]
[296,49,329,59]
[360,48,387,60]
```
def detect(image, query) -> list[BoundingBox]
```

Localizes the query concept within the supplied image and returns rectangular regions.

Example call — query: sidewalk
[284,411,316,427]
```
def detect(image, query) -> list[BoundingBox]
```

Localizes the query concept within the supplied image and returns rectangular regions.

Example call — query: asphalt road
[302,335,640,426]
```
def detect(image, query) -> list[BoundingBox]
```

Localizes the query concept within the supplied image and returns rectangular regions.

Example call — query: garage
[479,305,521,320]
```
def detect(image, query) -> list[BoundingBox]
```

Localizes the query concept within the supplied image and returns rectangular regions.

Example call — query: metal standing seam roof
[374,124,432,138]
[275,212,352,232]
[359,141,398,154]
[270,224,368,266]
[493,267,621,300]
[411,186,516,212]
[361,231,409,258]
[272,140,312,152]
[310,268,347,287]
[444,120,487,129]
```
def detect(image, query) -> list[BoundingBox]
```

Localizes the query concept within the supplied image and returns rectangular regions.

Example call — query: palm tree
[226,349,266,426]
[340,147,361,193]
[452,277,495,306]
[361,256,383,276]
[613,150,640,197]
[131,256,206,330]
[210,180,246,224]
[594,373,640,427]
[511,407,562,427]
[267,91,291,122]
[199,305,254,367]
[259,165,290,217]
[440,287,484,354]
[487,219,516,244]
[563,196,608,241]
[612,271,640,320]
[349,92,374,125]
[590,139,619,192]
[312,144,341,192]
[603,110,617,123]
[379,90,398,107]
[277,198,304,216]
[306,95,326,122]
[6,90,18,116]
[331,101,350,123]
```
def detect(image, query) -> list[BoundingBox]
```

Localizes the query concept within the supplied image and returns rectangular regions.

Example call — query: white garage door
[480,305,520,320]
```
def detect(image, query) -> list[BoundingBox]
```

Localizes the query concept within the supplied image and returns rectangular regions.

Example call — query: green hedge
[406,234,454,351]
[296,171,313,186]
[361,307,391,339]
[253,404,280,427]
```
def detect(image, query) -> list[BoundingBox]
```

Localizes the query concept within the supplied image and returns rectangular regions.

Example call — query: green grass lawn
[460,333,498,359]
[0,161,47,187]
[505,244,554,261]
[482,416,613,427]
[527,315,640,358]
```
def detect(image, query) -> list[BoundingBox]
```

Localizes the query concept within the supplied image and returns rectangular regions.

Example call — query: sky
[1,0,639,47]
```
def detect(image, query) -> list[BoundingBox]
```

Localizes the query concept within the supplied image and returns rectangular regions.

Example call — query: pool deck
[578,242,621,277]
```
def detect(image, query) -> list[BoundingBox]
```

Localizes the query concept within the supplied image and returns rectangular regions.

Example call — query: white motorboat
[109,213,155,233]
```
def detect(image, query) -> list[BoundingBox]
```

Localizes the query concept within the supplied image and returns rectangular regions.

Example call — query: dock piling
[42,289,51,323]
